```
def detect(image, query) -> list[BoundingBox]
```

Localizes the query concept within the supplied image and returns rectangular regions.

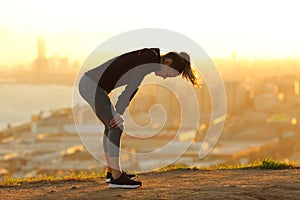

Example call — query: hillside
[1,168,299,200]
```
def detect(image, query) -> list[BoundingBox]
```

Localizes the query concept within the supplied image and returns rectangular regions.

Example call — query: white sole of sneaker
[109,183,141,189]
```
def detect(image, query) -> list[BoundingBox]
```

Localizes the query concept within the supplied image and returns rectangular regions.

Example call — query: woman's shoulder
[138,48,160,57]
[136,48,160,64]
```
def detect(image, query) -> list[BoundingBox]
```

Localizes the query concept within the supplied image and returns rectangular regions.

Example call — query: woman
[79,48,199,188]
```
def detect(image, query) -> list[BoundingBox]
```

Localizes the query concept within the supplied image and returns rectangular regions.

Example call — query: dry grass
[0,158,296,187]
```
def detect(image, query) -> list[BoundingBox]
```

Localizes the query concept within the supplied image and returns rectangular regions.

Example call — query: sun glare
[0,0,300,67]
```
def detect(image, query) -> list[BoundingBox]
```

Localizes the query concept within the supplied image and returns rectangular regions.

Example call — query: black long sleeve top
[84,48,161,114]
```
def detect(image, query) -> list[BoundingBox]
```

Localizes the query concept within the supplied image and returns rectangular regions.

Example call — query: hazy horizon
[1,0,300,68]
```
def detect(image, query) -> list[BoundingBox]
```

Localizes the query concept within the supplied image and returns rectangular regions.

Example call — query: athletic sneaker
[109,172,142,189]
[105,172,136,183]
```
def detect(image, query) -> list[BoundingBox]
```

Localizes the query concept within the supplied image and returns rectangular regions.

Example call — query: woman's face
[155,58,180,79]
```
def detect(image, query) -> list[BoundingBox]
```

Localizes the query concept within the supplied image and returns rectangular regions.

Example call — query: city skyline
[1,0,300,68]
[1,33,300,70]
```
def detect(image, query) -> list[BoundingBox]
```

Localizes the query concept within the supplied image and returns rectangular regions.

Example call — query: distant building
[295,81,299,95]
[195,85,211,113]
[254,76,300,112]
[29,37,78,84]
[33,37,47,73]
[37,37,46,61]
[254,93,281,112]
[277,77,297,94]
[225,81,251,114]
[31,108,74,134]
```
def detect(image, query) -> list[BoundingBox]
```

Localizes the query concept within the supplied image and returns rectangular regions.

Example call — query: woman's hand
[110,113,124,128]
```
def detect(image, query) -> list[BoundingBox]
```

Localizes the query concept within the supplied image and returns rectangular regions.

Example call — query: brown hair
[179,52,201,87]
[164,52,201,87]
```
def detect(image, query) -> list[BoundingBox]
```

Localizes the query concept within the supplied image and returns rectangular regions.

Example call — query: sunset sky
[1,0,300,68]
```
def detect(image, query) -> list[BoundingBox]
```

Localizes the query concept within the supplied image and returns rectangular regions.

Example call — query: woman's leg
[79,75,141,188]
[103,125,112,173]
[103,123,122,176]
[106,126,123,179]
[93,86,123,179]
[79,75,122,178]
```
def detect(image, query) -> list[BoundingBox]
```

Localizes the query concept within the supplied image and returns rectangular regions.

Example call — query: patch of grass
[214,160,262,170]
[0,170,104,187]
[156,158,296,172]
[0,158,296,186]
[214,158,295,170]
[261,158,295,169]
[154,164,199,173]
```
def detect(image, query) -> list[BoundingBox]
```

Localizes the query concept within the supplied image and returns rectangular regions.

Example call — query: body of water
[0,83,74,131]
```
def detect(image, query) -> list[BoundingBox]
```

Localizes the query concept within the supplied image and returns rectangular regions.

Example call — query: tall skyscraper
[37,37,46,61]
[34,36,47,73]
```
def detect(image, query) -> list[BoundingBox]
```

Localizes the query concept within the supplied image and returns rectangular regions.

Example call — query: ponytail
[180,52,201,87]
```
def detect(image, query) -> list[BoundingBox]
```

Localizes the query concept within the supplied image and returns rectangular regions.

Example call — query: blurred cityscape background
[1,0,299,179]
[0,36,299,178]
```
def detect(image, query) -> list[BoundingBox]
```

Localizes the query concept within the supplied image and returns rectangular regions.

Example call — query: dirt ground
[1,169,299,200]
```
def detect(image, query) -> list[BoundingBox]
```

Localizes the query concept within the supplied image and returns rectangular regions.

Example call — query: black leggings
[78,74,123,157]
